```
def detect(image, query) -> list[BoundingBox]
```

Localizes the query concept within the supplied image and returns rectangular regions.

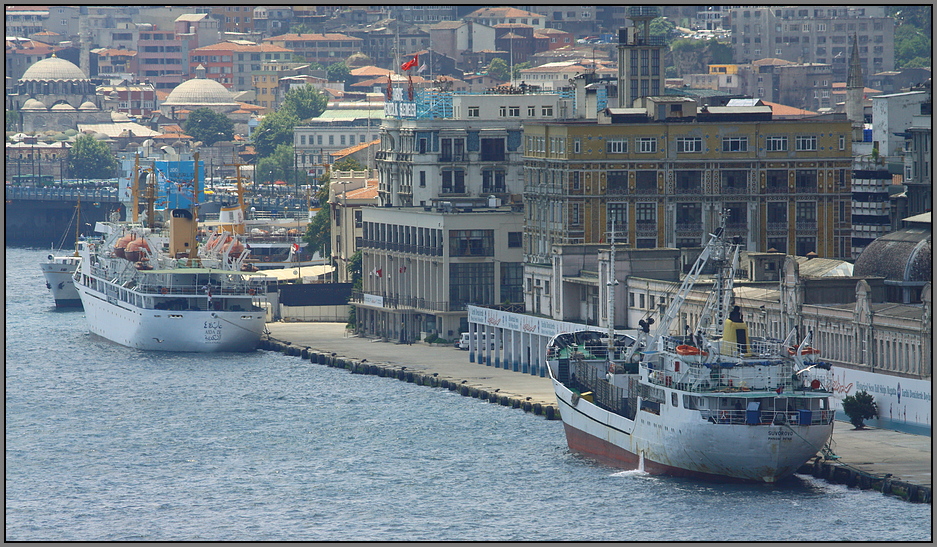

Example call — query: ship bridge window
[671,392,678,407]
[683,395,701,409]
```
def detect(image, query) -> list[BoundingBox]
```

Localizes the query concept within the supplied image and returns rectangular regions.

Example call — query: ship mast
[606,222,619,360]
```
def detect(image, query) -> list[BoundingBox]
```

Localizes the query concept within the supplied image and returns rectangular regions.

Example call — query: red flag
[401,54,418,71]
[376,268,383,278]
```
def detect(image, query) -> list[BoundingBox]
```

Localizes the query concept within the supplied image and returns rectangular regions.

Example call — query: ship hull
[40,258,81,308]
[76,283,265,352]
[552,378,832,483]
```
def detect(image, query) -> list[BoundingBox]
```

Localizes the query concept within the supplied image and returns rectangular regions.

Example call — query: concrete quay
[263,322,931,503]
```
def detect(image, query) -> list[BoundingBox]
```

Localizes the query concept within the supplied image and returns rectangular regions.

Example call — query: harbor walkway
[265,321,931,497]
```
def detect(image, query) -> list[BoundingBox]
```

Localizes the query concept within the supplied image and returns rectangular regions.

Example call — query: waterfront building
[328,172,378,283]
[871,90,931,159]
[136,14,220,92]
[375,90,566,208]
[355,204,525,342]
[522,97,854,321]
[850,157,894,260]
[462,7,547,30]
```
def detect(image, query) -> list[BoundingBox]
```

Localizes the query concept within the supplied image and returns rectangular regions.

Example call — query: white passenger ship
[73,208,269,352]
[546,215,835,483]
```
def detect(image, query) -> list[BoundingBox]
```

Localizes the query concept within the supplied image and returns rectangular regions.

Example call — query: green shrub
[842,390,878,429]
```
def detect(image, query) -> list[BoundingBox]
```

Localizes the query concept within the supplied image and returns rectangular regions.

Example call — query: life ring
[248,288,256,295]
[160,287,168,295]
[676,344,708,356]
[788,345,820,355]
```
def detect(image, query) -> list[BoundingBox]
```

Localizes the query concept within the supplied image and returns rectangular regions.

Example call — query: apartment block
[727,6,894,79]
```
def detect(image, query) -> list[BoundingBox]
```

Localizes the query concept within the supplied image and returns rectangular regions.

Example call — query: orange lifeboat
[124,238,151,262]
[223,240,244,256]
[114,234,133,258]
[788,345,820,356]
[676,345,708,356]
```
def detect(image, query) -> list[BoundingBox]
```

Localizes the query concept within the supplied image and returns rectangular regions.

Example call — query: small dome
[163,77,236,106]
[78,101,99,111]
[21,56,88,81]
[21,98,47,110]
[854,228,932,283]
[50,102,76,111]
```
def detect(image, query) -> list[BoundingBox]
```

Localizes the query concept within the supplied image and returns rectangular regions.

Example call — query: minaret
[845,34,865,140]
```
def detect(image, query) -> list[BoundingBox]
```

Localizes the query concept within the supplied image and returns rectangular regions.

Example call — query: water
[6,247,932,541]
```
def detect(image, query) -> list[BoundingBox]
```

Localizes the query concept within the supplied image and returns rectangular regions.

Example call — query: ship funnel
[169,208,197,259]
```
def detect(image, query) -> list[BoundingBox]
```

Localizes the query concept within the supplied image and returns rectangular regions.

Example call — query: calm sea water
[6,246,932,541]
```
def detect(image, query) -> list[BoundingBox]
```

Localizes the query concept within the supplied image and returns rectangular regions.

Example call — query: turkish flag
[401,54,418,71]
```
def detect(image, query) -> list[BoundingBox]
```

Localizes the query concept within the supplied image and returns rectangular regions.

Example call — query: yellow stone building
[522,96,854,279]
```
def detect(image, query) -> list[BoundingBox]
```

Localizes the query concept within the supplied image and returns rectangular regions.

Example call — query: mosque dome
[21,98,47,110]
[21,56,88,81]
[50,102,77,111]
[163,77,236,106]
[78,101,99,111]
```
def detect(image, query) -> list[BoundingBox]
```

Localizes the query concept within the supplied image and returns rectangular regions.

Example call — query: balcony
[675,184,702,195]
[795,220,817,232]
[722,185,748,195]
[675,222,703,234]
[635,222,657,236]
[765,184,788,194]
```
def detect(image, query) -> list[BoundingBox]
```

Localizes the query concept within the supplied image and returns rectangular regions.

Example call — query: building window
[449,262,494,306]
[607,203,627,235]
[441,169,465,193]
[796,135,818,151]
[607,171,628,194]
[722,136,749,152]
[676,136,702,153]
[636,202,656,223]
[480,138,505,161]
[481,169,506,193]
[419,171,426,187]
[528,106,536,117]
[766,136,788,151]
[573,138,581,153]
[507,232,522,248]
[449,229,494,257]
[509,106,520,117]
[541,105,553,117]
[839,135,846,150]
[637,137,657,153]
[499,105,507,117]
[606,139,628,154]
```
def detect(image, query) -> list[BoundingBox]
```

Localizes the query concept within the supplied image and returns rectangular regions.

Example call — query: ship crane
[625,211,730,361]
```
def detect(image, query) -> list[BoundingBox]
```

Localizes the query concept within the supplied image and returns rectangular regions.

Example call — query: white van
[457,332,497,350]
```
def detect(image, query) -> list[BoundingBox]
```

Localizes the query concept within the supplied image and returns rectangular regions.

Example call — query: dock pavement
[264,321,931,499]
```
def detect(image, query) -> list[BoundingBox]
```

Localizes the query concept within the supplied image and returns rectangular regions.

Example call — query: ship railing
[646,363,806,393]
[702,408,835,426]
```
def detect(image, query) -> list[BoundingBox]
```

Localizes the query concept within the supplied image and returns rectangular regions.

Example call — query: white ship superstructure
[74,209,269,352]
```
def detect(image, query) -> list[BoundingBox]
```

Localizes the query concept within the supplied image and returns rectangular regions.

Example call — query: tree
[280,84,328,121]
[327,61,351,83]
[649,16,677,44]
[331,156,362,173]
[512,61,531,81]
[68,134,118,180]
[303,205,330,258]
[183,108,233,146]
[487,57,510,81]
[255,144,295,184]
[251,110,299,158]
[842,390,878,430]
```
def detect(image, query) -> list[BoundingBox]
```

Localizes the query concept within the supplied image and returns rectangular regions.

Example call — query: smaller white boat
[40,198,82,308]
[41,253,82,308]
